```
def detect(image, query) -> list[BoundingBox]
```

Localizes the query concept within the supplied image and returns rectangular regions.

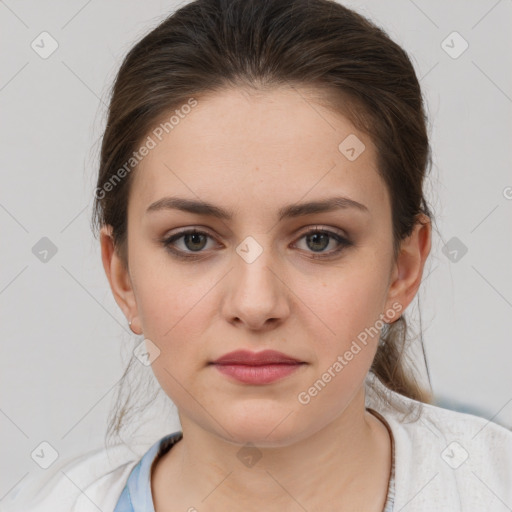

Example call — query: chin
[218,411,301,447]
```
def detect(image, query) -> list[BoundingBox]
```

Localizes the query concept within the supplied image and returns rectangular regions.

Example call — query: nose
[221,242,291,331]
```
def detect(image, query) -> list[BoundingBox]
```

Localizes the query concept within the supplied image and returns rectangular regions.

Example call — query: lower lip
[212,363,304,384]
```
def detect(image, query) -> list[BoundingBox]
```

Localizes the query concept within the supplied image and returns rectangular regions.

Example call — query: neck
[152,385,392,511]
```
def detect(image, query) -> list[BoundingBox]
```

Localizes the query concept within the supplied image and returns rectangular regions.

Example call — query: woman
[7,0,512,510]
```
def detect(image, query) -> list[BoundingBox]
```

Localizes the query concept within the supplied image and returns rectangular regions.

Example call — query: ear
[383,214,432,322]
[100,225,142,335]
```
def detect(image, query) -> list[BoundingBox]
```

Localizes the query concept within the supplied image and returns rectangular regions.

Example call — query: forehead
[130,86,389,221]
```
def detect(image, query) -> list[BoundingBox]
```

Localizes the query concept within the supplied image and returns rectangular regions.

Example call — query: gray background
[1,0,511,502]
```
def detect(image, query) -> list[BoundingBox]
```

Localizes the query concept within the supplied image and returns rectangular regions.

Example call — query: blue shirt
[113,430,183,512]
[113,410,395,511]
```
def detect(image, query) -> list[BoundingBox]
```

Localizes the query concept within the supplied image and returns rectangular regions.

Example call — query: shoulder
[1,442,144,512]
[400,400,512,508]
[398,396,512,463]
[394,388,512,459]
[366,375,512,510]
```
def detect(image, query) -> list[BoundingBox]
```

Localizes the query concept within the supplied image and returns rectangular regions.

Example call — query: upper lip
[211,349,303,365]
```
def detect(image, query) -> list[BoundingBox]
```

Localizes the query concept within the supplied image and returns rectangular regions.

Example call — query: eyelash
[161,227,353,261]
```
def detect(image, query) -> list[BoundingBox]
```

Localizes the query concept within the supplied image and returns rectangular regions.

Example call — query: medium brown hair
[91,0,435,444]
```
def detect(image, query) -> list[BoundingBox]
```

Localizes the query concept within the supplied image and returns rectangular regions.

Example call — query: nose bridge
[234,234,279,294]
[224,234,289,327]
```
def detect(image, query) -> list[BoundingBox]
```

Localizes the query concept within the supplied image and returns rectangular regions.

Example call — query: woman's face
[102,86,426,446]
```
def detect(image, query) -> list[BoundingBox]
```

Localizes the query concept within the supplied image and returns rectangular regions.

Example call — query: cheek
[293,273,386,413]
[134,277,220,402]
[297,265,388,351]
[132,246,215,337]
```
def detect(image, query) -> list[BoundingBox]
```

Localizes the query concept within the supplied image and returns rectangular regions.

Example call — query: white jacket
[3,375,512,511]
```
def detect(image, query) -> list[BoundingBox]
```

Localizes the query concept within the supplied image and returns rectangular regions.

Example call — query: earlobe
[384,214,432,321]
[99,225,141,334]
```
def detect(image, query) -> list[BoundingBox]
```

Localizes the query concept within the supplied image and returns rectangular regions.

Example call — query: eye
[161,229,218,260]
[293,227,353,259]
[161,226,353,260]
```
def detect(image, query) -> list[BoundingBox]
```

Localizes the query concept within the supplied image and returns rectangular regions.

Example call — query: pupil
[308,233,328,252]
[186,233,206,251]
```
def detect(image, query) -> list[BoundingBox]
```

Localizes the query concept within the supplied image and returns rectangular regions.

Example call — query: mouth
[211,349,304,366]
[210,361,306,385]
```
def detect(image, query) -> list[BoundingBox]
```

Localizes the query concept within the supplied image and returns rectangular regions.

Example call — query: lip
[211,349,303,365]
[212,363,305,384]
[209,350,306,385]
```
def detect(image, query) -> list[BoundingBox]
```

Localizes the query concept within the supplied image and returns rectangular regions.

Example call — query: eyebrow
[145,195,369,221]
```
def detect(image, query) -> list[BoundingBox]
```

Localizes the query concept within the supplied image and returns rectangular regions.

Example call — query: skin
[100,86,431,511]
